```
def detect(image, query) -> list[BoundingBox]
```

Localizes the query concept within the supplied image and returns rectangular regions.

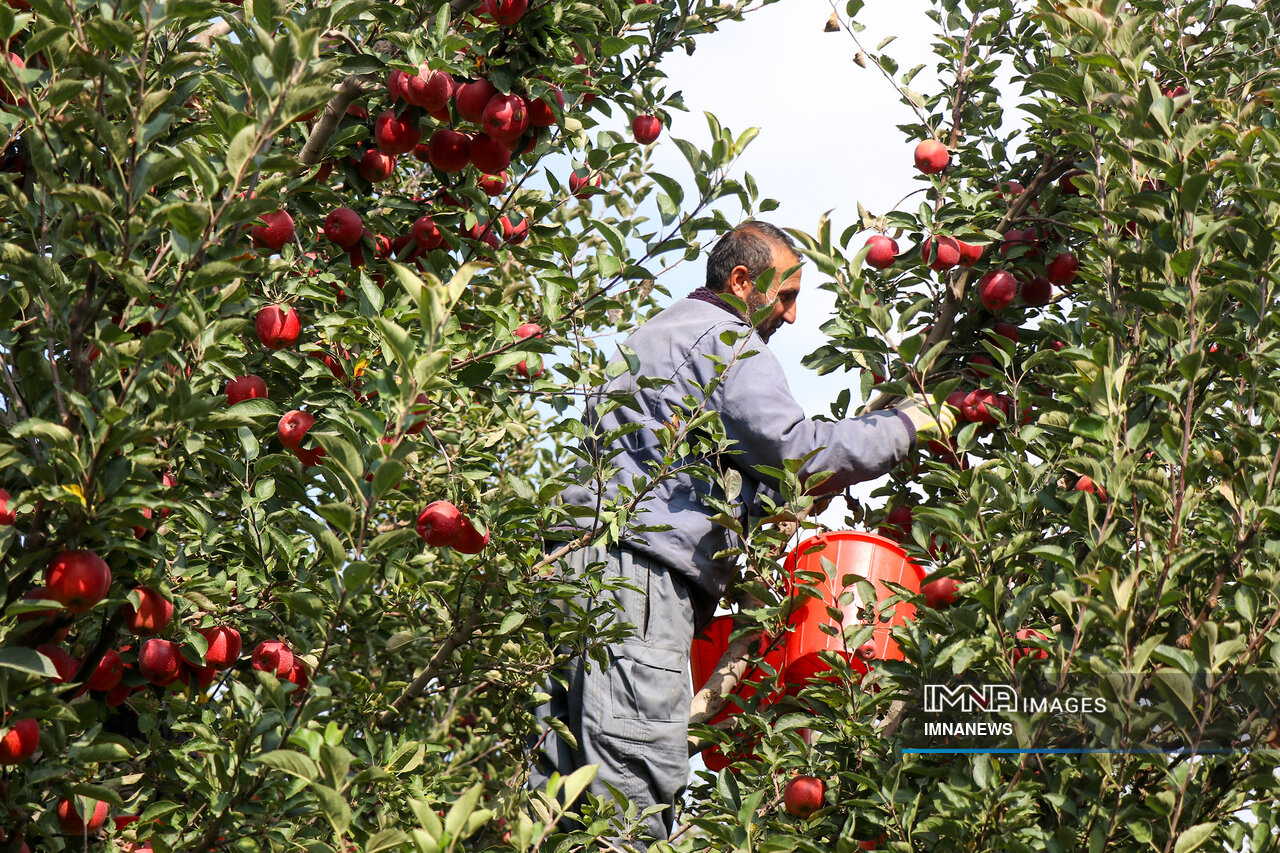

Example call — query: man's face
[747,244,802,342]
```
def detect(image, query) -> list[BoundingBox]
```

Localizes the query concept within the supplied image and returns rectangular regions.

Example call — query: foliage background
[2,0,1280,850]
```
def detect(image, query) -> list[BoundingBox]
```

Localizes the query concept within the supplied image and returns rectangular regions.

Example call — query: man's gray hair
[705,220,800,292]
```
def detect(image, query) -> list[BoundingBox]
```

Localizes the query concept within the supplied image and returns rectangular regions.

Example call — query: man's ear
[725,264,753,300]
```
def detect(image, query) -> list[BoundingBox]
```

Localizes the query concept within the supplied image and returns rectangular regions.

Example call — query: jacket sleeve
[709,332,915,495]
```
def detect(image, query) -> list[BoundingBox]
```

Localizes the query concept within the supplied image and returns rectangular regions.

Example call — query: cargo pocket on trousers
[609,646,689,727]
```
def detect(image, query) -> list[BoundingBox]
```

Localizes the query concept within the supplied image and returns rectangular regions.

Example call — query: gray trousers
[528,545,697,849]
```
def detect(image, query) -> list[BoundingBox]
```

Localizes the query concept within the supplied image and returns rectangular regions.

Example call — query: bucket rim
[783,529,925,586]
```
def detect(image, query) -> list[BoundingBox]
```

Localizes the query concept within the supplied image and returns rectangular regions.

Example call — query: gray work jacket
[557,293,916,607]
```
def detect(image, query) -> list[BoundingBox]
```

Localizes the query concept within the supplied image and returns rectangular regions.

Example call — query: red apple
[864,235,898,270]
[0,488,14,525]
[478,172,508,196]
[1058,168,1086,195]
[921,236,961,271]
[515,322,543,378]
[285,658,310,691]
[956,240,983,266]
[411,215,444,250]
[481,93,528,142]
[1074,475,1107,501]
[255,304,301,350]
[990,322,1020,344]
[632,114,661,144]
[358,149,396,182]
[293,446,326,467]
[922,576,959,608]
[480,0,527,25]
[783,774,825,818]
[568,171,601,199]
[87,649,125,691]
[403,392,432,435]
[0,52,25,106]
[105,682,132,707]
[38,644,77,682]
[454,516,489,554]
[1019,274,1053,307]
[123,586,173,636]
[417,500,464,547]
[528,87,564,127]
[978,270,1017,311]
[877,505,912,541]
[427,128,471,172]
[252,640,295,677]
[225,374,268,405]
[960,389,1006,424]
[322,207,362,248]
[967,355,995,377]
[277,410,316,451]
[913,139,949,174]
[401,64,454,111]
[999,227,1040,259]
[138,638,184,686]
[56,797,110,835]
[465,220,501,249]
[1011,628,1049,663]
[199,625,242,669]
[375,109,421,155]
[250,210,294,252]
[45,550,112,614]
[469,132,512,173]
[387,68,405,101]
[1046,252,1078,285]
[456,78,498,123]
[311,350,346,382]
[500,215,529,245]
[0,718,39,764]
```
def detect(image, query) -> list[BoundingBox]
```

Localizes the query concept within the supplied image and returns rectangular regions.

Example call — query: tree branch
[376,602,486,727]
[299,75,377,167]
[192,19,234,47]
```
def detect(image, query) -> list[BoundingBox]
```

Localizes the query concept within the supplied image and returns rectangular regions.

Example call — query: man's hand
[896,395,958,442]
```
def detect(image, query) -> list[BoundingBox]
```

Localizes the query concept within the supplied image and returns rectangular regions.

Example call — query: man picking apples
[528,221,955,848]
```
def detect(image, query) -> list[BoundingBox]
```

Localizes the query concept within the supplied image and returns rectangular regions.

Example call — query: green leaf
[255,750,319,780]
[1174,823,1217,853]
[379,318,415,367]
[0,647,60,677]
[226,123,261,180]
[444,783,484,840]
[70,737,136,763]
[367,829,411,852]
[560,764,596,809]
[311,782,353,834]
[10,419,76,447]
[498,611,526,635]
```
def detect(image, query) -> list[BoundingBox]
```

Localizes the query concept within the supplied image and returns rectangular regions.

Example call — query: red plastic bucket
[782,530,924,687]
[690,614,786,770]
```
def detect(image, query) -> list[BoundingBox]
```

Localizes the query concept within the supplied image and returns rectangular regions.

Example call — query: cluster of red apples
[860,140,1090,459]
[241,15,665,261]
[2,546,308,834]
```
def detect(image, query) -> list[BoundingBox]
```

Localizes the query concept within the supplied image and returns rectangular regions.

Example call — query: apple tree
[674,0,1280,851]
[0,0,787,848]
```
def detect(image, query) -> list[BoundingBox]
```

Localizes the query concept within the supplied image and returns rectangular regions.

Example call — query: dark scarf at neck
[687,287,748,323]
